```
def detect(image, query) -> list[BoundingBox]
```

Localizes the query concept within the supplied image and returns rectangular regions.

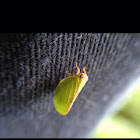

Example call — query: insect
[53,62,88,115]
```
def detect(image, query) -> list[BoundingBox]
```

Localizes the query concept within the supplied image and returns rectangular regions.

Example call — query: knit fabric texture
[0,33,140,138]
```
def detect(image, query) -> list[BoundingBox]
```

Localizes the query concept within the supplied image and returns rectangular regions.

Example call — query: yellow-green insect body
[53,63,88,115]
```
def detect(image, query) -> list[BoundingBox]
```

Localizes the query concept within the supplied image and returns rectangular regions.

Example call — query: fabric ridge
[0,33,140,138]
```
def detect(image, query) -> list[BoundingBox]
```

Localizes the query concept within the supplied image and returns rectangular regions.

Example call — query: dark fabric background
[0,33,140,138]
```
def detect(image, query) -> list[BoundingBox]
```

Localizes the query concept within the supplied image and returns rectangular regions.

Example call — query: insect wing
[53,76,79,115]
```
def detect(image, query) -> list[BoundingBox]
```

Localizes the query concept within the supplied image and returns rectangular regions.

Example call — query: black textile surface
[0,33,140,138]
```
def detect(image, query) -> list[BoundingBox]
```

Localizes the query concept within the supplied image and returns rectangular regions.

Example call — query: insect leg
[83,67,87,75]
[65,71,75,76]
[76,62,80,74]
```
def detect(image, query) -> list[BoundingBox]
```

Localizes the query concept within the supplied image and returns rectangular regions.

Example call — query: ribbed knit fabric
[0,33,140,138]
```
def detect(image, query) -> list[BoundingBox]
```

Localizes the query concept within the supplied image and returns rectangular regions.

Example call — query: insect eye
[80,74,84,78]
